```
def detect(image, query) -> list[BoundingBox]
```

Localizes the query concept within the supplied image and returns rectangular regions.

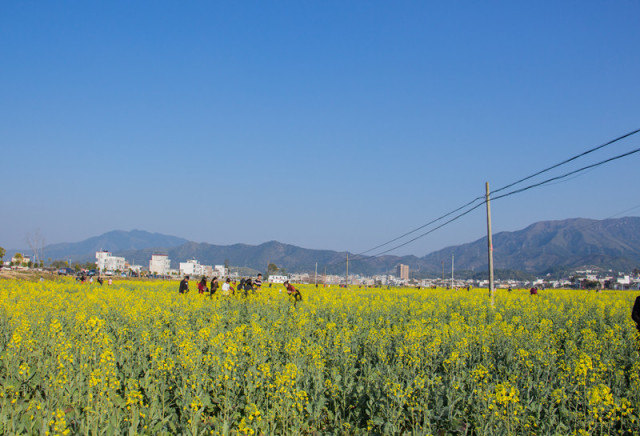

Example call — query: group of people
[76,274,112,285]
[178,274,302,304]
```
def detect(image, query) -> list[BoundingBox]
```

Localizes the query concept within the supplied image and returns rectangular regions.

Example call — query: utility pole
[315,262,318,286]
[324,266,327,287]
[345,253,349,288]
[486,182,495,304]
[441,260,444,286]
[451,255,454,289]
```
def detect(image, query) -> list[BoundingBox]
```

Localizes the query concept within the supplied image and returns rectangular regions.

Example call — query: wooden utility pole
[346,254,349,288]
[441,260,444,286]
[486,182,495,304]
[315,262,318,286]
[451,255,454,289]
[324,266,327,287]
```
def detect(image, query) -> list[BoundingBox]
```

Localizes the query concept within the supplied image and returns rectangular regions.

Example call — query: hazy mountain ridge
[9,230,189,262]
[5,217,640,275]
[419,217,640,273]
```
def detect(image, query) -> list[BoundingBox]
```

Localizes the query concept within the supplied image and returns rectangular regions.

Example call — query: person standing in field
[238,279,247,296]
[221,278,233,296]
[284,280,302,305]
[632,294,640,333]
[244,278,255,296]
[179,276,189,294]
[210,277,219,297]
[198,276,208,294]
[255,273,263,290]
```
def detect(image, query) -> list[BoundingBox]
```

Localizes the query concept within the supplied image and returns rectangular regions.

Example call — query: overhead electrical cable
[490,145,640,202]
[357,195,484,255]
[366,202,487,257]
[362,144,640,257]
[491,127,640,196]
[352,128,640,257]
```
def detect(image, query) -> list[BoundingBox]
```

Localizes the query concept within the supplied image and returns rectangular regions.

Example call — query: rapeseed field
[0,279,638,435]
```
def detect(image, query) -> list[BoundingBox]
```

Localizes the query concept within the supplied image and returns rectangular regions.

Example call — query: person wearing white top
[221,278,233,296]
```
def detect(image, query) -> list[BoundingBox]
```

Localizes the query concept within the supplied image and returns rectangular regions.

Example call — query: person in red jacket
[284,280,302,305]
[198,276,208,294]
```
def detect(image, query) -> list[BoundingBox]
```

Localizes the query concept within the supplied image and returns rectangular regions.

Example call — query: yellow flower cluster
[0,279,638,434]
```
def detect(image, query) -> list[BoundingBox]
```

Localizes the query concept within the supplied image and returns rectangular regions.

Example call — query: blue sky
[2,1,639,256]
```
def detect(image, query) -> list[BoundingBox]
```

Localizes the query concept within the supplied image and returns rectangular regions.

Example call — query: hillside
[6,217,640,275]
[7,230,189,263]
[419,217,640,274]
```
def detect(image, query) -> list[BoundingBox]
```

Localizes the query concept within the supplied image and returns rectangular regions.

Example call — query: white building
[149,254,171,275]
[179,259,204,277]
[96,251,126,272]
[214,265,228,277]
[268,275,288,283]
[617,275,631,286]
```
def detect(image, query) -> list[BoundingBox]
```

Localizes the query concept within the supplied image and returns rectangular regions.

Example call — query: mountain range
[4,217,640,276]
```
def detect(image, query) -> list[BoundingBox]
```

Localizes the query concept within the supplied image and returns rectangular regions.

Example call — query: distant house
[268,275,288,284]
[96,251,125,272]
[616,275,631,289]
[11,254,31,266]
[179,259,203,276]
[214,265,228,277]
[149,254,171,275]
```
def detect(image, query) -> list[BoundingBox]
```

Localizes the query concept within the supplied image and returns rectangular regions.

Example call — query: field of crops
[0,279,638,435]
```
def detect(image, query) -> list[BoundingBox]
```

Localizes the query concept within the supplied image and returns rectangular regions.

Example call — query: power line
[358,196,484,255]
[491,127,640,195]
[367,201,487,257]
[356,144,640,258]
[352,128,640,257]
[491,145,640,202]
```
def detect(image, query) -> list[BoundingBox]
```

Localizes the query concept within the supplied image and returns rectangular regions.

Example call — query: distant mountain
[40,230,189,262]
[117,217,640,276]
[118,241,355,273]
[7,218,640,276]
[417,217,640,274]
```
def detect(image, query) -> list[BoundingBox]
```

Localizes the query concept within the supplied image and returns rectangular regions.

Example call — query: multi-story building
[149,254,171,275]
[214,265,228,277]
[96,251,126,272]
[397,264,409,280]
[179,259,204,277]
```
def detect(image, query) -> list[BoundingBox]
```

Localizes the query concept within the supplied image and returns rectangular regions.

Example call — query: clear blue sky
[2,1,639,256]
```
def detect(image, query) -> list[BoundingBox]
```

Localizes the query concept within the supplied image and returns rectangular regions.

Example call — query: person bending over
[284,280,302,305]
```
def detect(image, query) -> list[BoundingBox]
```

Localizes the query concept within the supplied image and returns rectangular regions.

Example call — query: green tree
[51,260,67,269]
[0,247,5,262]
[14,253,24,266]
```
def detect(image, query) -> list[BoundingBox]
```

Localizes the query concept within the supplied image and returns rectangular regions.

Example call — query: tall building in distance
[149,254,171,275]
[397,264,409,280]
